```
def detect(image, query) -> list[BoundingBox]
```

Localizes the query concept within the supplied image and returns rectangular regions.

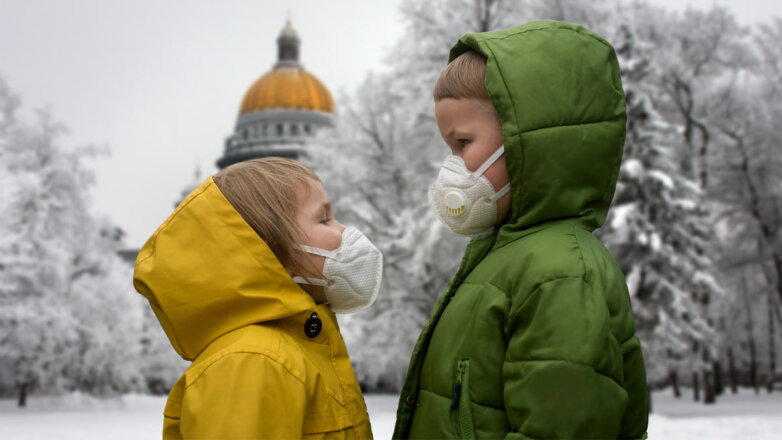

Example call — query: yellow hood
[133,177,316,361]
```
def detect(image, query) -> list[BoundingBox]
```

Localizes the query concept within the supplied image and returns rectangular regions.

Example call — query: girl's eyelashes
[318,205,332,224]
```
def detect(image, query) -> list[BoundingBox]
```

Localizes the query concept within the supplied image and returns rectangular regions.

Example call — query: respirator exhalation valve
[444,189,469,217]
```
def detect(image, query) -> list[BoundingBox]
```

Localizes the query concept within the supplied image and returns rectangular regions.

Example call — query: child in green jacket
[394,21,648,439]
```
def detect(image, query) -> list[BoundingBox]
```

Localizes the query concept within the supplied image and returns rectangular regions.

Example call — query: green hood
[449,20,626,240]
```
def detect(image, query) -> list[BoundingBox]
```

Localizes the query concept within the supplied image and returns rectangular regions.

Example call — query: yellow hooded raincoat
[133,177,373,439]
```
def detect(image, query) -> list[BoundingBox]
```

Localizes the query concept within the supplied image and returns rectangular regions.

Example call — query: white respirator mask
[429,145,511,238]
[292,226,383,314]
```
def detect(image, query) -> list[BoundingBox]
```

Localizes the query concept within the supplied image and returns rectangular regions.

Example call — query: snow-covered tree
[703,17,782,392]
[652,6,750,189]
[600,4,782,396]
[596,15,722,390]
[0,78,180,404]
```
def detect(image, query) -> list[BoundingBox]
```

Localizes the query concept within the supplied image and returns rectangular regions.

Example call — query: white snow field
[0,388,780,439]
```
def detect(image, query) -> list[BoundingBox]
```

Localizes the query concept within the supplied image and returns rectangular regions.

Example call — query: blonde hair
[213,158,321,279]
[433,50,489,101]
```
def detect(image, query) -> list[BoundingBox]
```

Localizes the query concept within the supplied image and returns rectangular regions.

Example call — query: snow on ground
[0,392,165,440]
[0,388,780,439]
[648,388,782,440]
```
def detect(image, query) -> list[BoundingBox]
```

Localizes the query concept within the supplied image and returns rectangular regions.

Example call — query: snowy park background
[2,390,781,439]
[2,0,782,438]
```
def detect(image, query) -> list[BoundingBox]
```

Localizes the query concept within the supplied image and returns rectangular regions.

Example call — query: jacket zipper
[451,359,474,439]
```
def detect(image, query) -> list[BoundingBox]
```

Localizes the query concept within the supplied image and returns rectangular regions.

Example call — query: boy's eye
[457,139,470,147]
[320,218,332,224]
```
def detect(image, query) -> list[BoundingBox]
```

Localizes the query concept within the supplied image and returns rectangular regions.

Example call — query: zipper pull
[450,381,461,411]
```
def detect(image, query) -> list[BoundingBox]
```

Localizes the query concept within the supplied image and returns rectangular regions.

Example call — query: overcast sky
[1,0,779,249]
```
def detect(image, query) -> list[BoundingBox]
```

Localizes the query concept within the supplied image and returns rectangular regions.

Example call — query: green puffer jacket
[393,21,648,439]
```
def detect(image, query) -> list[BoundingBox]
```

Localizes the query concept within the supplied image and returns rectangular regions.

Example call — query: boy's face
[434,97,511,225]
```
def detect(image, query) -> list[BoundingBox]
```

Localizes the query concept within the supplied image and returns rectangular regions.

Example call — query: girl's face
[295,178,346,275]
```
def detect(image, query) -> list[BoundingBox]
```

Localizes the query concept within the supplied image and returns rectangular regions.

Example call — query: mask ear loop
[475,146,510,202]
[292,245,334,286]
[489,183,511,202]
[293,227,353,285]
[298,244,344,262]
[292,275,328,286]
[470,145,505,180]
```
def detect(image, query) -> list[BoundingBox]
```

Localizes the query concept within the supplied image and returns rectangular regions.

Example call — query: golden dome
[239,68,335,115]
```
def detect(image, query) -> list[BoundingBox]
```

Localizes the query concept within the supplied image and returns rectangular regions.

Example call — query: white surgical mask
[292,226,383,314]
[429,145,511,238]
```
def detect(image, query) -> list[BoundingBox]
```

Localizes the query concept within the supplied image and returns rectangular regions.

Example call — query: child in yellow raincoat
[133,158,381,439]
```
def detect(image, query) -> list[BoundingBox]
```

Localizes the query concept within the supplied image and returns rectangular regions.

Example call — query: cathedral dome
[239,68,334,115]
[216,19,336,170]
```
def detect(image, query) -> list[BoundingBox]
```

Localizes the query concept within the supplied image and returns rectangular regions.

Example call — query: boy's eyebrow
[445,127,470,139]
